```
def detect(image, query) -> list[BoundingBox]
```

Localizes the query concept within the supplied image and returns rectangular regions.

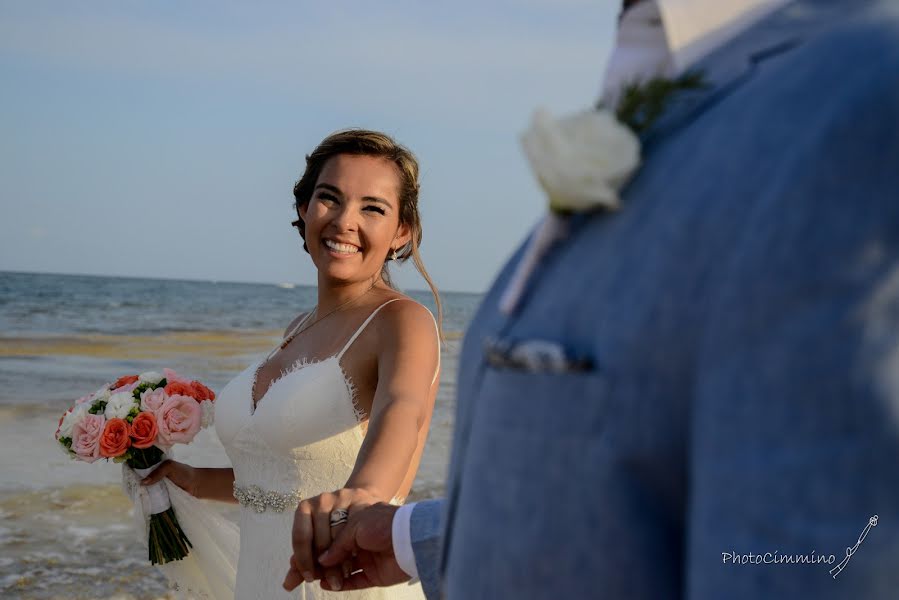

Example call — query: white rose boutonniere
[521,108,640,214]
[500,108,641,314]
[499,72,705,314]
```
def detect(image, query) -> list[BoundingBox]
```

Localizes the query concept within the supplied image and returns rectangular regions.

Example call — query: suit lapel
[637,0,844,154]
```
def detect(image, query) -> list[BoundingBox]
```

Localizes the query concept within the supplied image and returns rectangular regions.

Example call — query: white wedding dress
[212,299,427,599]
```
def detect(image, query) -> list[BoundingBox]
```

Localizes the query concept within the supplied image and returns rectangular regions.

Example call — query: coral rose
[164,381,196,398]
[156,395,202,447]
[99,418,131,458]
[130,412,159,449]
[190,381,215,402]
[112,375,139,390]
[71,413,105,463]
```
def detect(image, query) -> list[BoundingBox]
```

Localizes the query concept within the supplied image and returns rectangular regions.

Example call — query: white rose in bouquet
[92,385,111,403]
[199,399,215,429]
[58,403,90,439]
[521,108,640,213]
[138,371,164,385]
[105,392,138,420]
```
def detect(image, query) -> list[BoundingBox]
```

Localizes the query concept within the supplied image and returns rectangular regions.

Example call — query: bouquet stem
[128,446,192,564]
[148,507,192,564]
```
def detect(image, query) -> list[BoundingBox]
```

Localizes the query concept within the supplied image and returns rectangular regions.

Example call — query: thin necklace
[275,280,378,355]
[252,281,377,409]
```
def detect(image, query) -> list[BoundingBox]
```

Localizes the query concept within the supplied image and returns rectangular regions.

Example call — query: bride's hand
[140,460,200,497]
[285,487,381,591]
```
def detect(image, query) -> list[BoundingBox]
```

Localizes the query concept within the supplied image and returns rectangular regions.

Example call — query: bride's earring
[391,248,398,261]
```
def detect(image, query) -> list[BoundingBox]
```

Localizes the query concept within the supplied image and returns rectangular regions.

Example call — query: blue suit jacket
[411,1,899,597]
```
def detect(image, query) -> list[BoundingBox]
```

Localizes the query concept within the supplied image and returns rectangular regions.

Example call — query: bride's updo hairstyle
[292,129,443,340]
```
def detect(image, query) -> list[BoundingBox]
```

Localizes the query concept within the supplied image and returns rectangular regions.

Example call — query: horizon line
[0,268,485,297]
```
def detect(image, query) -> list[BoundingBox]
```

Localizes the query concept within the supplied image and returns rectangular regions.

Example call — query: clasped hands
[283,487,409,593]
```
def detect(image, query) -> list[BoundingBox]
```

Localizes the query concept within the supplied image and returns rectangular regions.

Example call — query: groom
[286,0,899,597]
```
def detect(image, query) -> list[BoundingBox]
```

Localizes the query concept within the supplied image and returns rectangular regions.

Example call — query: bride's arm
[287,300,439,588]
[141,461,238,503]
[344,300,439,499]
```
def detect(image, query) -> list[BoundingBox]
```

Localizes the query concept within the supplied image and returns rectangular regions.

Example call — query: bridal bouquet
[54,368,216,564]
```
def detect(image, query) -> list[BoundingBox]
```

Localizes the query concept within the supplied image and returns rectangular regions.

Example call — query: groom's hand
[284,502,409,591]
[318,502,410,591]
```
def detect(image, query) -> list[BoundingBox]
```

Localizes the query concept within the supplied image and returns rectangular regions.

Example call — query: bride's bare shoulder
[282,312,310,338]
[373,296,437,342]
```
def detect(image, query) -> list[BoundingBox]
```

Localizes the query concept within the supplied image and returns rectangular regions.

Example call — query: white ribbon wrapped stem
[133,463,173,515]
[122,458,173,543]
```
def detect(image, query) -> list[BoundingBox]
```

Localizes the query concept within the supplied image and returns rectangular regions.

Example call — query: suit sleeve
[409,499,445,600]
[687,28,899,598]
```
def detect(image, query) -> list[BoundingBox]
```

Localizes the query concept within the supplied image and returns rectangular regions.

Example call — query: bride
[140,129,442,599]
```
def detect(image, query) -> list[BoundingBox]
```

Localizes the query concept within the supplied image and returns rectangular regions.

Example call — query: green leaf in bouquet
[132,380,156,398]
[89,400,108,415]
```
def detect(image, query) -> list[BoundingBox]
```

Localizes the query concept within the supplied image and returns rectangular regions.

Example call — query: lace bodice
[214,299,425,599]
[217,357,365,494]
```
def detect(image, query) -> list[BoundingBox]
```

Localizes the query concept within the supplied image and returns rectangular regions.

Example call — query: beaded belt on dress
[233,482,302,513]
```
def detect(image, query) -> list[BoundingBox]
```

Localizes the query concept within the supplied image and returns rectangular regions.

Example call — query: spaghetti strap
[336,298,441,387]
[430,315,441,387]
[336,298,404,360]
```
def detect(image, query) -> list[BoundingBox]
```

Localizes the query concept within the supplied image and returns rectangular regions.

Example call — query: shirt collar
[602,0,790,107]
[658,0,792,71]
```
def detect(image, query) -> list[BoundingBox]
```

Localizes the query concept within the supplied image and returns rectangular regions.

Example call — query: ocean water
[0,271,480,599]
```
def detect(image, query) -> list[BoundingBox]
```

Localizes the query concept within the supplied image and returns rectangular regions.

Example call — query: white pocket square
[484,337,594,373]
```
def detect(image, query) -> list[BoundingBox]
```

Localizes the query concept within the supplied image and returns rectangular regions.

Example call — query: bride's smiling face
[299,154,410,285]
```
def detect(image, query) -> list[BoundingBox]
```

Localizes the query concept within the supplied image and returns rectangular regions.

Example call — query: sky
[0,1,618,293]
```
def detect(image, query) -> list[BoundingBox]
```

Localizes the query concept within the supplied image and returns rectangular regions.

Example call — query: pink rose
[163,368,192,385]
[110,381,139,395]
[71,413,106,463]
[155,395,201,446]
[140,388,167,412]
